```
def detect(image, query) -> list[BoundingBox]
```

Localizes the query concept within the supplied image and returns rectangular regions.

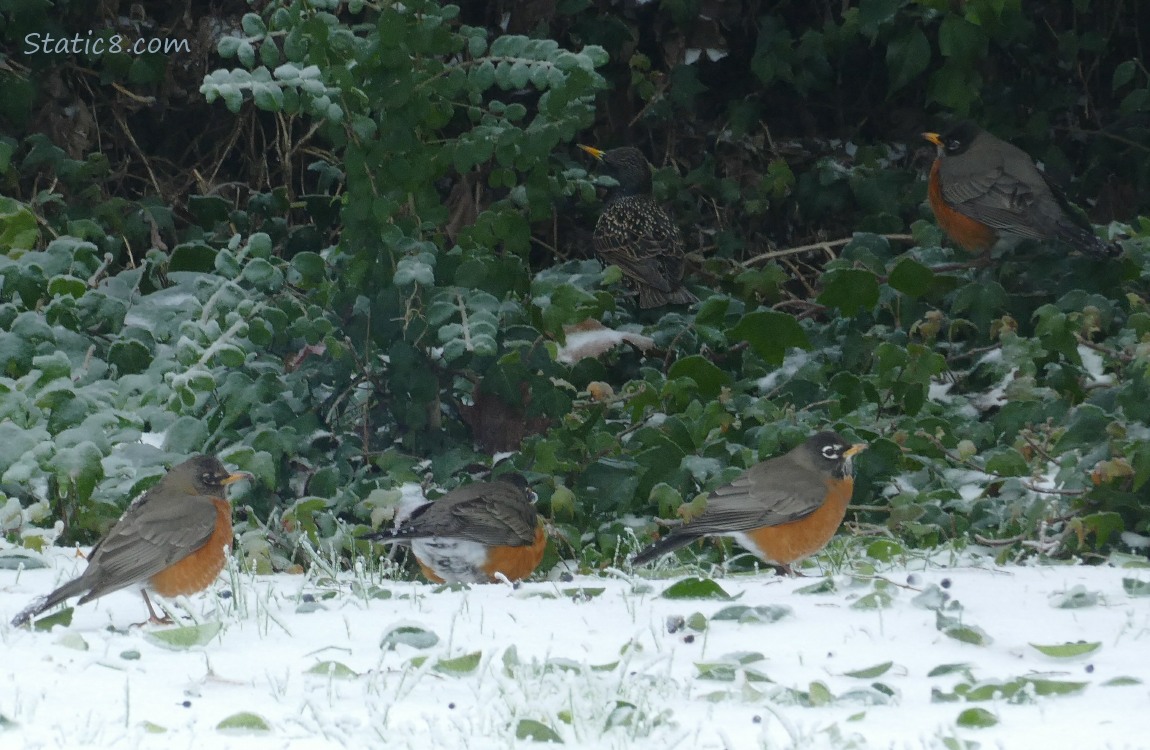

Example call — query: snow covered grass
[2,547,1150,749]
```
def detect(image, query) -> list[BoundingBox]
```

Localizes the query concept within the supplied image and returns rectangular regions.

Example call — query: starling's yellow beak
[577,144,605,160]
[844,443,868,459]
[922,132,944,148]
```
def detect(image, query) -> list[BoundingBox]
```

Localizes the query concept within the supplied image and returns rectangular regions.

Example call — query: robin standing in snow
[923,121,1117,257]
[11,455,251,627]
[632,432,866,575]
[362,474,546,584]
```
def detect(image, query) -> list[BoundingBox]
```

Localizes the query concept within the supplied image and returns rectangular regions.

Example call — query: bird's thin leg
[140,591,173,625]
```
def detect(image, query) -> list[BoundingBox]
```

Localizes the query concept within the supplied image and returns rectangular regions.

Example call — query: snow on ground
[2,548,1150,750]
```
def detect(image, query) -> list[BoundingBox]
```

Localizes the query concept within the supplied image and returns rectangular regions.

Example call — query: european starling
[578,145,698,308]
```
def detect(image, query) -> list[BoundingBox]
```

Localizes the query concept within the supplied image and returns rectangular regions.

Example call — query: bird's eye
[947,139,961,151]
[821,445,842,460]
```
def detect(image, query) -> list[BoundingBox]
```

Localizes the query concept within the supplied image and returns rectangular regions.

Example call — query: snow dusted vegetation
[3,547,1150,749]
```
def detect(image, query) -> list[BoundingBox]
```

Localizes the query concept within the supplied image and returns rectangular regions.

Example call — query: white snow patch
[1121,531,1150,549]
[3,551,1150,749]
[1077,345,1112,386]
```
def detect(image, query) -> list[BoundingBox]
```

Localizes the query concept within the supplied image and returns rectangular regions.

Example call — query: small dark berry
[448,702,456,709]
[683,635,695,644]
[1085,664,1095,673]
[940,578,952,589]
[302,594,316,603]
[182,701,192,708]
[752,716,762,724]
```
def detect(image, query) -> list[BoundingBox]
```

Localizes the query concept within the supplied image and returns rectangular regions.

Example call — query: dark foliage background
[0,0,1148,575]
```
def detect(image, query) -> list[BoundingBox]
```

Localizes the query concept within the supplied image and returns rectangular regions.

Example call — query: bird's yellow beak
[577,144,605,160]
[922,132,944,148]
[222,471,253,486]
[844,443,868,459]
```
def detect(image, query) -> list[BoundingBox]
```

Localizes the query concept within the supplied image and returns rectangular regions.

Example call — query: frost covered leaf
[711,604,791,623]
[561,587,605,600]
[927,663,973,678]
[515,718,563,743]
[1102,676,1141,686]
[911,584,947,610]
[1026,678,1088,697]
[1122,578,1150,596]
[0,551,47,570]
[1049,585,1099,609]
[306,661,359,679]
[660,577,731,600]
[145,622,222,650]
[808,681,834,706]
[139,721,167,734]
[935,612,992,645]
[1029,641,1101,658]
[380,623,439,650]
[435,651,482,675]
[55,632,88,651]
[843,661,893,679]
[795,578,836,594]
[851,588,895,610]
[216,712,271,733]
[33,607,73,631]
[956,707,998,728]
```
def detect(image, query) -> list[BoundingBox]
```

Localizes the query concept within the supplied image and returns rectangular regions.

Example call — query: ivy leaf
[818,268,880,315]
[728,310,811,365]
[886,27,931,93]
[661,577,731,600]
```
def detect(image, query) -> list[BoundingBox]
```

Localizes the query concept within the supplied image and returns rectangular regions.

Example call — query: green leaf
[145,622,223,650]
[1102,676,1142,686]
[956,707,998,728]
[380,624,440,650]
[667,355,731,399]
[1025,678,1088,697]
[711,604,791,623]
[843,661,893,679]
[435,651,482,675]
[818,268,880,315]
[139,721,167,734]
[55,632,88,651]
[886,28,930,93]
[795,578,836,594]
[515,719,563,743]
[660,577,731,600]
[32,607,74,631]
[927,663,972,677]
[728,311,811,365]
[216,712,271,733]
[1029,641,1101,658]
[888,258,936,298]
[808,680,834,706]
[936,612,992,645]
[1122,578,1150,597]
[1112,60,1136,90]
[305,661,360,678]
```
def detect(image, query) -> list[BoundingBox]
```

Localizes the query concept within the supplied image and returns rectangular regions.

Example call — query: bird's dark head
[923,120,982,157]
[578,144,652,196]
[800,431,868,478]
[495,472,537,503]
[171,455,252,495]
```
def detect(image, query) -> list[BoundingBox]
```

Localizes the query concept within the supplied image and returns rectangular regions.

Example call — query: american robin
[577,144,699,309]
[362,474,546,584]
[10,455,250,627]
[631,431,867,574]
[923,121,1117,257]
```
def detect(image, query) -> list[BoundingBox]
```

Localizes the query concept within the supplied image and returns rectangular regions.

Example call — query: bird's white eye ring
[821,445,842,460]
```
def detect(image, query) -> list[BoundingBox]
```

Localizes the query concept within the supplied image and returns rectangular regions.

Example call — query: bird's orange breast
[928,160,997,253]
[739,478,854,565]
[149,499,232,597]
[480,523,547,582]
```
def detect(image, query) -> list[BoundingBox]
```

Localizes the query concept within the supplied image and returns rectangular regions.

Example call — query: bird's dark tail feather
[10,576,89,627]
[638,286,699,309]
[631,532,698,566]
[1060,222,1120,258]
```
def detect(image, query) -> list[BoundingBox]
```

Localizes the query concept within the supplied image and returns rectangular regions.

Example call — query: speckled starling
[578,145,698,309]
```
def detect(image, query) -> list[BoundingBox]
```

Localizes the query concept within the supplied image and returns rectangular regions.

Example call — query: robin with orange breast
[578,144,699,309]
[10,455,251,627]
[362,474,546,584]
[923,121,1117,257]
[632,432,867,575]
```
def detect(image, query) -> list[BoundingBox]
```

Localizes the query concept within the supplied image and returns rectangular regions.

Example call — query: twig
[742,233,915,267]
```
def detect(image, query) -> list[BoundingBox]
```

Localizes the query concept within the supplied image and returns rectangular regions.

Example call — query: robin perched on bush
[923,121,1117,257]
